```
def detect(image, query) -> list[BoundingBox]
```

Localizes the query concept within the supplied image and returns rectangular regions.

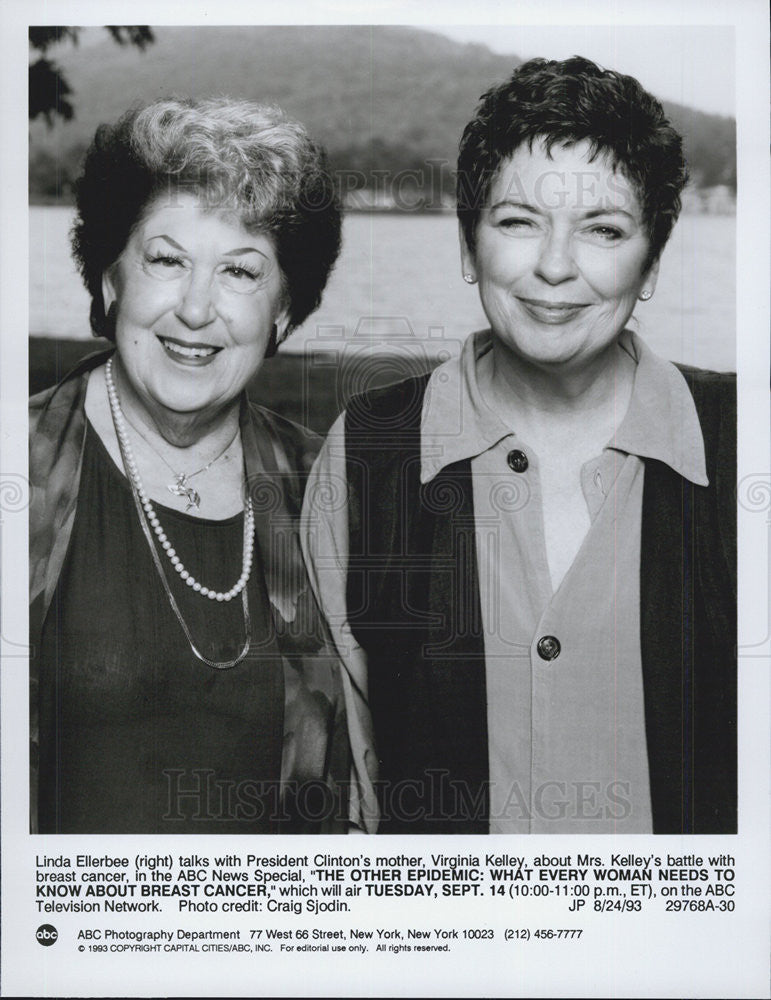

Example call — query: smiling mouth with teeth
[159,336,221,360]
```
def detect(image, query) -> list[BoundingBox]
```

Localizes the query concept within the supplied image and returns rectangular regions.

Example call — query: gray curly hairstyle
[72,97,342,339]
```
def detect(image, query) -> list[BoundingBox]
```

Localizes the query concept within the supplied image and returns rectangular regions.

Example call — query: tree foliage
[29,26,154,126]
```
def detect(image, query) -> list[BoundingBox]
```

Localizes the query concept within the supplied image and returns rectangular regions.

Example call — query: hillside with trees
[28,25,735,206]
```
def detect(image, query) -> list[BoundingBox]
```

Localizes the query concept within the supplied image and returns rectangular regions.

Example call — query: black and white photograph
[2,0,769,996]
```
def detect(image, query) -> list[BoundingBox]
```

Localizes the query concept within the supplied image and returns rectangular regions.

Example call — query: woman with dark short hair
[30,98,359,834]
[303,58,736,834]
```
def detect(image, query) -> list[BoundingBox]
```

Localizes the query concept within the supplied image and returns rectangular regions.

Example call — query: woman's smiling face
[462,138,658,371]
[103,192,287,421]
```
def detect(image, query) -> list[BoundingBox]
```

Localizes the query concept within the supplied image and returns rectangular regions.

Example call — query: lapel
[345,376,489,832]
[29,350,113,639]
[239,397,308,630]
[640,368,736,834]
[639,459,697,833]
[29,350,112,833]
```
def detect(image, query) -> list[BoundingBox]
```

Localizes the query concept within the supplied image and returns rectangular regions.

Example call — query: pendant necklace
[120,410,240,512]
[105,357,253,669]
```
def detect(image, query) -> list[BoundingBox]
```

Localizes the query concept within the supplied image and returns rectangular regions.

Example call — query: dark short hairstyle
[457,56,688,268]
[71,98,342,339]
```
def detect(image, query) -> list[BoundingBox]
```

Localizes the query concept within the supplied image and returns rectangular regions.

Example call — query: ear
[274,303,291,346]
[641,257,660,298]
[101,268,117,313]
[459,222,476,282]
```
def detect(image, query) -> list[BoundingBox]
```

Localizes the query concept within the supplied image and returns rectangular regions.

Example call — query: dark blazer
[343,366,736,834]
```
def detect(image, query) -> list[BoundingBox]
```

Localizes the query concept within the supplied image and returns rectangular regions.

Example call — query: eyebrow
[489,199,637,221]
[149,234,187,252]
[148,235,268,258]
[582,207,637,222]
[223,247,269,258]
[489,199,541,213]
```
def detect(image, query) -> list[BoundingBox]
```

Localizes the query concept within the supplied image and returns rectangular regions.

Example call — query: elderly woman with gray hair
[30,98,357,834]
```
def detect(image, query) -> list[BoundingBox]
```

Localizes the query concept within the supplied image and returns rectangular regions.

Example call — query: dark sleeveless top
[38,422,285,833]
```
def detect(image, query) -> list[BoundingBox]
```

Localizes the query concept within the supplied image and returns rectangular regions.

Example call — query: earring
[639,289,652,301]
[463,273,477,284]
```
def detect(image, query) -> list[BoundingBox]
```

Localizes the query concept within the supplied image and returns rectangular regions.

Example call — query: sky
[24,1,738,119]
[428,24,736,117]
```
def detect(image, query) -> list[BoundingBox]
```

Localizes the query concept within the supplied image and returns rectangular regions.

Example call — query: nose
[174,270,216,329]
[534,229,579,284]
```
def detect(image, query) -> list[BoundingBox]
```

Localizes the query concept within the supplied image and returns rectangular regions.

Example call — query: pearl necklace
[105,357,253,668]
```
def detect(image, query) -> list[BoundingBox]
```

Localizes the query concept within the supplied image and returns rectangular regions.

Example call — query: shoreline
[29,193,737,216]
[29,337,436,436]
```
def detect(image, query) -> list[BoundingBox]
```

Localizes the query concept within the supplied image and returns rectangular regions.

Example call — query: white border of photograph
[2,1,769,997]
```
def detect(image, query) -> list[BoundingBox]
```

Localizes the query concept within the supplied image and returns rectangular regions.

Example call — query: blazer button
[537,635,561,661]
[507,449,529,473]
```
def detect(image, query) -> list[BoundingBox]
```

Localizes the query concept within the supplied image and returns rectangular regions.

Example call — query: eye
[219,261,266,293]
[587,225,624,242]
[146,253,184,268]
[142,252,186,280]
[223,264,260,281]
[499,217,536,231]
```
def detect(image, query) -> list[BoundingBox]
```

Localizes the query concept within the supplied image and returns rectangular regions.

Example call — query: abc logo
[36,924,58,946]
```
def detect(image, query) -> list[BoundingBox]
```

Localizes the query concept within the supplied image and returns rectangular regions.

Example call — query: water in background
[30,207,736,372]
